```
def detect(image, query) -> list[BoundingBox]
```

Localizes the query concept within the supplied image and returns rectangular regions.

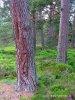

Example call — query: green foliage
[20,97,27,100]
[31,0,50,11]
[0,45,16,79]
[0,78,16,84]
[68,49,75,67]
[50,84,65,92]
[33,48,75,99]
[0,45,75,100]
[36,49,56,61]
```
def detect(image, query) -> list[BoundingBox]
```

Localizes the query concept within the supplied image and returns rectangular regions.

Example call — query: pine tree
[72,14,75,48]
[57,0,70,63]
[10,0,37,92]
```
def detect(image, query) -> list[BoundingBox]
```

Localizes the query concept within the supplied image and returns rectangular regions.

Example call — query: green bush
[50,84,65,92]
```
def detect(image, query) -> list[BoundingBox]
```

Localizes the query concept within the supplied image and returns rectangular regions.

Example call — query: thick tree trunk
[10,0,37,92]
[72,15,75,48]
[39,10,45,49]
[32,12,36,50]
[57,0,70,63]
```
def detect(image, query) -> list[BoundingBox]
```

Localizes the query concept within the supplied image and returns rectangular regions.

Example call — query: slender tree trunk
[39,10,45,49]
[72,15,75,48]
[10,0,37,92]
[32,12,36,50]
[57,0,70,63]
[48,1,54,37]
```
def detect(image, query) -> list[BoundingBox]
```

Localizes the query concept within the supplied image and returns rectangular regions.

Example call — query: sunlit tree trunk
[57,0,70,63]
[10,0,37,92]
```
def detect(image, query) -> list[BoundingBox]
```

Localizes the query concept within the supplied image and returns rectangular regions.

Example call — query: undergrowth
[0,45,75,100]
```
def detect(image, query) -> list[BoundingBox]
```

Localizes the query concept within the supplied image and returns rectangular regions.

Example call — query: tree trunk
[57,0,70,63]
[72,15,75,48]
[10,0,37,92]
[48,1,54,37]
[32,12,36,50]
[39,10,45,49]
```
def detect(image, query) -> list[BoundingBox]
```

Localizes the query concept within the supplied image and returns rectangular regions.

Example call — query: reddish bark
[10,0,37,92]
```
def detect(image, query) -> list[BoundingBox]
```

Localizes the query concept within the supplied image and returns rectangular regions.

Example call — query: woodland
[0,0,75,100]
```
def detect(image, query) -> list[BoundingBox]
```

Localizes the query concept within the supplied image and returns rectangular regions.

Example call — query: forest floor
[0,84,33,100]
[0,45,75,100]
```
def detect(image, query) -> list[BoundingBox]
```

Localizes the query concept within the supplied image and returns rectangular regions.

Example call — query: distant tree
[31,2,36,50]
[0,0,11,21]
[57,0,70,63]
[48,0,54,37]
[31,0,50,49]
[39,8,45,49]
[72,14,75,48]
[10,0,37,91]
